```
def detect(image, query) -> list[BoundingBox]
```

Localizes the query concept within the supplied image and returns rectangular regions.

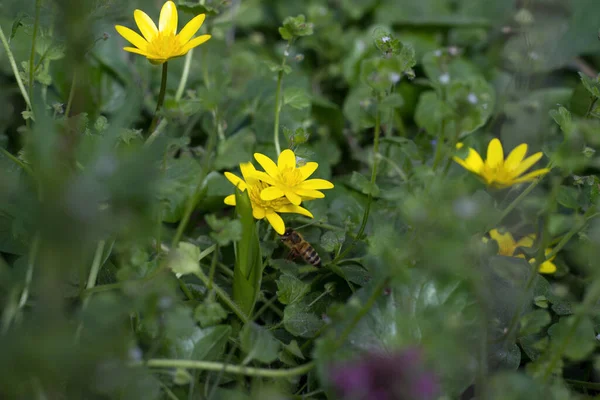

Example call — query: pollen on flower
[147,33,183,59]
[248,181,289,211]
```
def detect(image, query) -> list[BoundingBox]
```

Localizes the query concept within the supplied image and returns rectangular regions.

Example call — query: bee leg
[286,249,299,261]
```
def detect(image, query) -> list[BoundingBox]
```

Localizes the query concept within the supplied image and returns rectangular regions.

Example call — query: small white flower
[439,73,450,84]
[528,51,539,60]
[381,36,390,43]
[389,72,401,83]
[467,93,478,104]
[284,49,289,56]
[357,40,366,52]
[434,49,442,57]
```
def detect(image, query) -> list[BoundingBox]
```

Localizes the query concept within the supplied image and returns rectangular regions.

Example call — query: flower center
[481,164,513,185]
[248,181,289,212]
[147,32,182,58]
[278,167,303,188]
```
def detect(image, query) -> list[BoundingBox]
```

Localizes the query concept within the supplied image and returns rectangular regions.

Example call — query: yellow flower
[453,139,550,188]
[224,162,314,235]
[251,149,334,206]
[486,229,557,274]
[115,1,211,64]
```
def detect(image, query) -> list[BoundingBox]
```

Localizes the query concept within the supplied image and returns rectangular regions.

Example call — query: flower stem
[142,359,314,378]
[149,62,169,134]
[175,49,193,101]
[333,101,381,262]
[18,233,40,310]
[0,23,31,110]
[273,46,290,156]
[273,70,284,156]
[28,0,41,114]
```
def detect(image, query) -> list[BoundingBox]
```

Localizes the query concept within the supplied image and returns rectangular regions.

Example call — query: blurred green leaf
[205,214,242,246]
[214,129,256,170]
[349,171,380,197]
[548,316,596,361]
[194,297,228,327]
[283,292,326,338]
[240,322,280,364]
[519,309,551,337]
[169,242,201,276]
[283,87,311,110]
[159,157,203,223]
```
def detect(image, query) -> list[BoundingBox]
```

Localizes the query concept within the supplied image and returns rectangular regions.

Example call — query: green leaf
[360,50,416,93]
[159,157,203,223]
[279,15,313,40]
[556,186,579,210]
[194,297,228,327]
[414,91,453,136]
[214,129,256,170]
[168,242,201,276]
[10,13,25,41]
[445,77,496,138]
[320,230,345,253]
[548,316,596,361]
[232,189,262,317]
[205,214,242,246]
[276,274,310,305]
[283,292,326,338]
[549,106,575,136]
[240,322,280,364]
[350,171,380,197]
[519,309,551,337]
[177,1,220,16]
[579,73,600,99]
[283,87,311,110]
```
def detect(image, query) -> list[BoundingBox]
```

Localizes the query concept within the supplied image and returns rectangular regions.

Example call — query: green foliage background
[1,0,600,399]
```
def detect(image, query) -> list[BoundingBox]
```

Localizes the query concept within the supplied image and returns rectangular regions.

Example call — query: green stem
[0,23,31,110]
[175,49,193,101]
[17,233,40,309]
[28,0,41,114]
[273,45,290,156]
[75,240,106,340]
[148,62,169,134]
[333,103,381,262]
[0,148,34,176]
[193,267,249,324]
[334,279,387,349]
[142,359,314,378]
[273,69,284,156]
[64,70,77,117]
[432,119,446,170]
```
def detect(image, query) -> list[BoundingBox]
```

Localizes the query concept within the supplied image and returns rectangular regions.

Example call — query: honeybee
[280,228,322,267]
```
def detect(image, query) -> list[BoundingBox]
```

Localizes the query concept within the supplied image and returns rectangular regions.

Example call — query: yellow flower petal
[538,260,557,274]
[486,138,504,169]
[159,0,178,34]
[296,189,325,198]
[511,168,550,184]
[224,194,236,206]
[224,172,247,191]
[299,178,334,190]
[253,207,266,219]
[515,234,535,248]
[115,25,148,50]
[504,143,528,171]
[278,149,296,170]
[254,153,279,177]
[298,162,318,180]
[512,152,543,177]
[285,191,302,206]
[239,162,258,185]
[260,186,285,201]
[266,212,285,234]
[123,47,150,57]
[134,9,158,41]
[179,34,211,54]
[249,170,276,186]
[489,229,517,256]
[278,204,314,218]
[177,13,206,44]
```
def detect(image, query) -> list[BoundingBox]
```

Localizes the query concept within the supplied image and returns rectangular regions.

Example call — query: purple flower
[329,348,439,400]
